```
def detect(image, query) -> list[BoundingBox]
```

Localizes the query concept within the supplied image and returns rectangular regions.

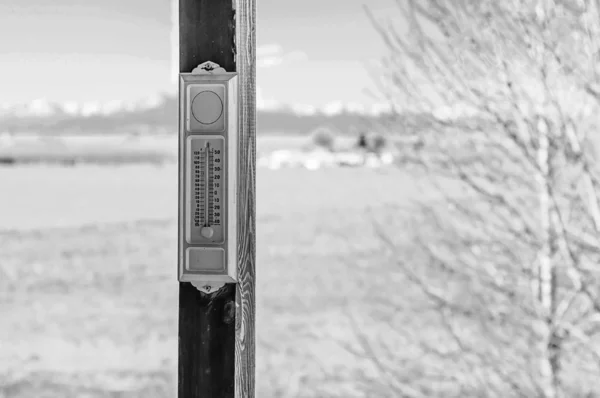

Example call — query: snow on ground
[258,148,397,170]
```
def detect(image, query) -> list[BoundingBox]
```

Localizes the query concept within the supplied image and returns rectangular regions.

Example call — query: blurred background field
[0,163,432,397]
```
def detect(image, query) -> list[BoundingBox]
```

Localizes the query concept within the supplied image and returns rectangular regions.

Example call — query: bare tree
[340,0,600,396]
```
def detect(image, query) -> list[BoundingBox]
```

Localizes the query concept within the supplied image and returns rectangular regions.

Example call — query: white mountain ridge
[0,95,394,119]
[0,94,171,119]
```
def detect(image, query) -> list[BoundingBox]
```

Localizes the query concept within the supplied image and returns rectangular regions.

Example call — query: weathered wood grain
[178,0,255,397]
[233,0,256,397]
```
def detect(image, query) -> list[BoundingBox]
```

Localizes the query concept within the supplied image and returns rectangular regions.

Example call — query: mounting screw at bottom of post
[191,281,225,294]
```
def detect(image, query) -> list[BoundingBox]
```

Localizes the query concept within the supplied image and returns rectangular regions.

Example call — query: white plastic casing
[178,72,238,285]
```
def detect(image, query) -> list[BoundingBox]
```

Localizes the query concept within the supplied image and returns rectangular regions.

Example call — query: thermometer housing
[178,71,238,285]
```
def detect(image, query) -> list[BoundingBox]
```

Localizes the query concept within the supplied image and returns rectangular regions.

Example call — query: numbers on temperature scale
[187,136,225,244]
[193,146,223,230]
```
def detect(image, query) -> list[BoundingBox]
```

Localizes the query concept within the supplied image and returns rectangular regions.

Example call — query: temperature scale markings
[193,148,207,228]
[207,145,215,226]
[193,143,219,228]
[188,137,223,243]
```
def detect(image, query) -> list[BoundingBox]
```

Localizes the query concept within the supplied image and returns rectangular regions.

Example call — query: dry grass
[0,164,440,397]
[4,161,594,396]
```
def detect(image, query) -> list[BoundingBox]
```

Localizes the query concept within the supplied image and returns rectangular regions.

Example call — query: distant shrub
[310,127,336,151]
[368,132,388,154]
[356,133,368,149]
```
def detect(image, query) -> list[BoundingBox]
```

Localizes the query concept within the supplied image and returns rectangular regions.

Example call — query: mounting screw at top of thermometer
[178,61,239,295]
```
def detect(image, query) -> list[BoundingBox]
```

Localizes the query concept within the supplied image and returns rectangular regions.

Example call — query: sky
[0,0,398,110]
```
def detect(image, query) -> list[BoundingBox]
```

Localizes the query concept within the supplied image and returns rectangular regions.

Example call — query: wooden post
[178,0,256,397]
[171,0,179,85]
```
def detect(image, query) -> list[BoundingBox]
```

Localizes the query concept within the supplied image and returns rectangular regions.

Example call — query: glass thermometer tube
[187,136,225,244]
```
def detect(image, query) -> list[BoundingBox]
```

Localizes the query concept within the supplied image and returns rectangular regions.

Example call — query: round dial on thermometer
[187,136,225,244]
